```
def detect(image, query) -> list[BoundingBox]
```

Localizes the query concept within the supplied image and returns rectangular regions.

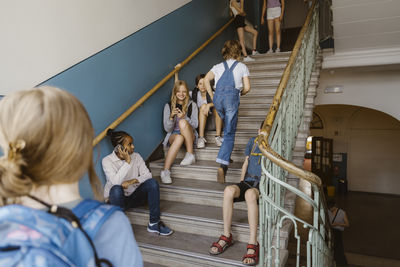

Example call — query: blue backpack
[0,198,120,267]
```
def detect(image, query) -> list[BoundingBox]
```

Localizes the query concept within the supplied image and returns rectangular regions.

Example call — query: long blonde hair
[170,80,189,119]
[0,86,102,206]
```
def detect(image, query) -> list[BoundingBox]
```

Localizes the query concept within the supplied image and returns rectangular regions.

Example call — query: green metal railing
[257,1,333,266]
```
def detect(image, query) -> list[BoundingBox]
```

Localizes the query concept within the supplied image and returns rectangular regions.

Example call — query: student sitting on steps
[102,129,173,236]
[174,64,223,149]
[209,123,263,266]
[160,80,198,184]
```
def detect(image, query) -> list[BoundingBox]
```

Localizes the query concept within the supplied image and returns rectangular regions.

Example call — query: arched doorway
[310,104,400,195]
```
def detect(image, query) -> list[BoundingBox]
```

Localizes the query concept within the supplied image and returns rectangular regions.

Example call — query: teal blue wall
[42,0,234,197]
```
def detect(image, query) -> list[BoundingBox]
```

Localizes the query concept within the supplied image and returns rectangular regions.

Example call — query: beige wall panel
[311,105,400,195]
[348,130,400,195]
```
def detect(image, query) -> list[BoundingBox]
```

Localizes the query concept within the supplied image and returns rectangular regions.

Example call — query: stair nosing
[138,242,246,266]
[129,207,249,228]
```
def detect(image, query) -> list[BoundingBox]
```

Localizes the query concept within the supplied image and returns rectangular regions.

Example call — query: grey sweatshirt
[162,101,198,147]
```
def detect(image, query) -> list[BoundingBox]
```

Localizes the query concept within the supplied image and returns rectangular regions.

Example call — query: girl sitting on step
[102,129,173,236]
[161,80,198,184]
[174,64,223,149]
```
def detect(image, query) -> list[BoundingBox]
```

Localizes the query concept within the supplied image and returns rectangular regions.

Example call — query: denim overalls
[213,61,240,166]
[244,137,262,187]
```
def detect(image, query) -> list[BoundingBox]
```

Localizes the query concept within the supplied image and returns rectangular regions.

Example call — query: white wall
[311,105,400,195]
[324,0,400,68]
[332,0,400,53]
[0,0,190,95]
[315,65,400,121]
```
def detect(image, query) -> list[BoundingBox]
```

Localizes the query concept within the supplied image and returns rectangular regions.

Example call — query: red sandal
[209,234,233,255]
[242,243,259,266]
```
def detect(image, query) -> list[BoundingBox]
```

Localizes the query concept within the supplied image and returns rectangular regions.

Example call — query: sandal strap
[243,253,258,259]
[219,234,232,243]
[246,243,259,250]
[211,242,223,252]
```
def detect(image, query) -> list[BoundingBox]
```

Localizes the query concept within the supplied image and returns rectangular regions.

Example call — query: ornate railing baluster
[257,1,334,266]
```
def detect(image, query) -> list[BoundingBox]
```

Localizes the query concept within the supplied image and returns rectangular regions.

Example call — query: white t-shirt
[211,59,250,90]
[230,0,240,17]
[196,91,208,108]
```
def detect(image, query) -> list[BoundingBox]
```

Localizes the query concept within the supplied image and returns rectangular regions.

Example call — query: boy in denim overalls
[205,40,251,183]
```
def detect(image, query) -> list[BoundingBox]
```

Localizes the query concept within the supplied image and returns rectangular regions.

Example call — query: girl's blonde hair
[0,86,102,206]
[170,80,189,119]
[222,40,242,60]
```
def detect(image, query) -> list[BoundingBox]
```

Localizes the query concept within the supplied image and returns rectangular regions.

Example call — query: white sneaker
[267,49,273,54]
[252,50,259,56]
[197,137,206,149]
[160,169,172,184]
[243,56,255,62]
[215,136,223,147]
[276,48,281,53]
[180,152,195,166]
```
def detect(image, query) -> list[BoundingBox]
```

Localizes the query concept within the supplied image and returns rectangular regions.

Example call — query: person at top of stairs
[261,0,285,53]
[161,80,198,184]
[174,64,223,149]
[204,40,251,183]
[230,0,258,61]
[209,123,263,266]
[102,129,173,236]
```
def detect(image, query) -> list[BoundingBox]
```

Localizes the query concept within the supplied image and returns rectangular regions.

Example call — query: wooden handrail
[93,17,234,146]
[258,0,321,187]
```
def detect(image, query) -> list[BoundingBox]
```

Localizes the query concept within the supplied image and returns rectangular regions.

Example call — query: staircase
[126,51,322,266]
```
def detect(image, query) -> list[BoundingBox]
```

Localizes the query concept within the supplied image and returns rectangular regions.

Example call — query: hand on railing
[174,63,182,83]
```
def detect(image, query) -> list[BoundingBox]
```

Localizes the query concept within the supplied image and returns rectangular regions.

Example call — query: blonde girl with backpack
[0,86,142,267]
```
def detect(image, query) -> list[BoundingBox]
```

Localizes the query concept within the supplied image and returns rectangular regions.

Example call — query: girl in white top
[205,40,251,183]
[102,129,173,236]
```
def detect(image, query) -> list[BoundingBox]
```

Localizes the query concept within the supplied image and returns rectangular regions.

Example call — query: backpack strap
[187,102,193,118]
[73,199,121,238]
[191,87,199,104]
[331,208,340,224]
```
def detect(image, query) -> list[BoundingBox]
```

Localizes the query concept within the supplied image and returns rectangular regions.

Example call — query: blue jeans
[109,178,160,224]
[213,88,240,165]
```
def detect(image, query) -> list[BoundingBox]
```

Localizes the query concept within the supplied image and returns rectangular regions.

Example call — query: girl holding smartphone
[161,80,198,184]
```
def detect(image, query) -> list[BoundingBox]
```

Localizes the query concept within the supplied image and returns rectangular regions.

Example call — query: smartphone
[114,144,124,153]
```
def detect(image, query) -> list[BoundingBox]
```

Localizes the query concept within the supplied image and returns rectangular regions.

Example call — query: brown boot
[217,164,228,183]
